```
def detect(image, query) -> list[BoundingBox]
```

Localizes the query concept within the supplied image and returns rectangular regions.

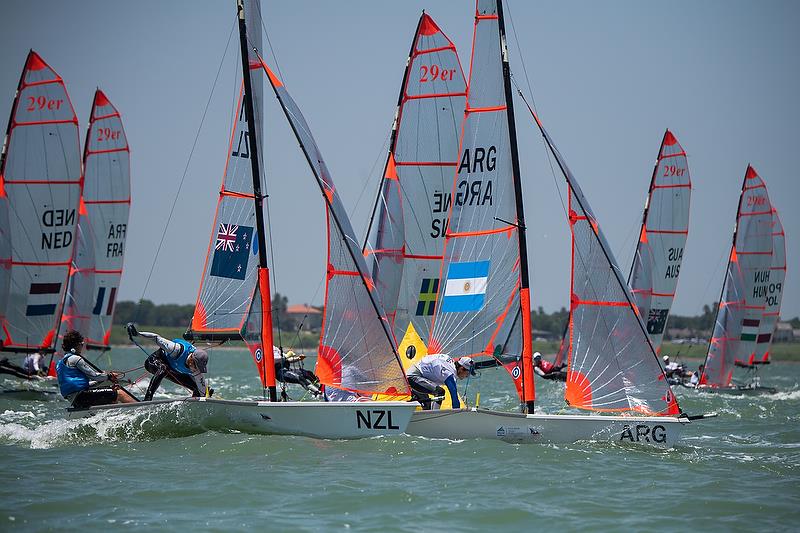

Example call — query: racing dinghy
[698,166,781,395]
[398,0,693,447]
[0,51,81,387]
[69,0,417,439]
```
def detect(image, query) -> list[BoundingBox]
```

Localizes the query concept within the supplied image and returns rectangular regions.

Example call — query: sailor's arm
[71,356,112,386]
[138,331,183,358]
[443,375,460,409]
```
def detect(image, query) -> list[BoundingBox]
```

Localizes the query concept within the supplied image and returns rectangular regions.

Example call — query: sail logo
[356,409,400,430]
[26,282,61,316]
[746,194,767,207]
[416,278,439,316]
[210,223,253,280]
[25,95,63,113]
[441,260,489,313]
[620,424,667,444]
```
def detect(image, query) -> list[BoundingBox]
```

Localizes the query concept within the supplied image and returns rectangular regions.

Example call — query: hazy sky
[1,1,798,318]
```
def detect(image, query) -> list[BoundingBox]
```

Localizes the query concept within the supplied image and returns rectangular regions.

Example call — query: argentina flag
[441,260,490,313]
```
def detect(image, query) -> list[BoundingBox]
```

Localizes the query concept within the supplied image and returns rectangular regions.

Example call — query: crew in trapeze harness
[56,330,137,408]
[0,352,49,380]
[126,324,210,400]
[533,352,566,379]
[406,354,475,410]
[662,355,691,385]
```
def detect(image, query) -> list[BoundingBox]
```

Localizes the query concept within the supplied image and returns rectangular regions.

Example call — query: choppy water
[1,347,798,531]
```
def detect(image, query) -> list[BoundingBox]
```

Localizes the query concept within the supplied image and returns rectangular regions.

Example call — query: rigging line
[135,16,237,318]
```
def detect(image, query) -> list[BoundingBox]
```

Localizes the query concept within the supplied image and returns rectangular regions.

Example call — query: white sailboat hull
[407,408,689,448]
[67,398,418,440]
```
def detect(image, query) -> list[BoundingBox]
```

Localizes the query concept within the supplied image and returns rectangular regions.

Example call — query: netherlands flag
[441,260,490,313]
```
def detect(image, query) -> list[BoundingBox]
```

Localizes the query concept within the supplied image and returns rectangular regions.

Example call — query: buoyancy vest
[166,339,195,375]
[56,355,90,397]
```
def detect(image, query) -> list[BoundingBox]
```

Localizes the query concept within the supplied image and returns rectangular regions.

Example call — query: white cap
[533,352,542,360]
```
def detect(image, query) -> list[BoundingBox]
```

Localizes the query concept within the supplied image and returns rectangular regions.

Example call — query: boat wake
[0,402,209,449]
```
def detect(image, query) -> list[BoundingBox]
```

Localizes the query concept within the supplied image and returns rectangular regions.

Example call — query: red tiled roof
[286,304,322,315]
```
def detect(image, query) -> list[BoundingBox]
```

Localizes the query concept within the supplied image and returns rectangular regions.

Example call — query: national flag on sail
[740,318,760,341]
[416,278,439,316]
[91,286,117,316]
[441,260,490,313]
[26,282,61,316]
[646,308,669,335]
[210,223,253,280]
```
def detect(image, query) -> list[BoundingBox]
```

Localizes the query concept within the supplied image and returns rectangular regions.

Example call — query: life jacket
[699,372,708,386]
[165,339,195,375]
[56,355,90,397]
[539,359,556,374]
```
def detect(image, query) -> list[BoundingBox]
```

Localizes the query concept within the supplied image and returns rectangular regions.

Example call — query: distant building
[774,322,794,343]
[286,304,323,332]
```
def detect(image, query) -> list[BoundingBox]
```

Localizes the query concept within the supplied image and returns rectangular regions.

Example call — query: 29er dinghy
[698,166,782,395]
[372,0,697,447]
[68,0,417,439]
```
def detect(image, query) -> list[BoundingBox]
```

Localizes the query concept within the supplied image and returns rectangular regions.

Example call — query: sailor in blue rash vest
[126,324,210,401]
[406,354,475,410]
[56,330,137,408]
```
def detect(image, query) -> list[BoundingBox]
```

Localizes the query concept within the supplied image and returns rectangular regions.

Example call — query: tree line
[115,299,798,337]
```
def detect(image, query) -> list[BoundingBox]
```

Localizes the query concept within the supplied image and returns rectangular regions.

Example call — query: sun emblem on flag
[463,281,471,292]
[215,224,239,252]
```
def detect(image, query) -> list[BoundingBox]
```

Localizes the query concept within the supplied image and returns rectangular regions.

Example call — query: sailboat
[699,166,780,394]
[396,0,693,446]
[70,0,417,439]
[60,90,131,351]
[549,129,691,381]
[0,51,82,379]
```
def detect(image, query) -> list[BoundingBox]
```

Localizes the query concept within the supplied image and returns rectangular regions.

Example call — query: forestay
[365,13,466,348]
[62,90,130,350]
[754,208,785,363]
[628,130,691,352]
[703,166,774,385]
[0,51,81,352]
[260,60,409,396]
[529,114,679,415]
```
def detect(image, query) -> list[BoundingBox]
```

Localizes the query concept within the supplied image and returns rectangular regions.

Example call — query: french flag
[441,260,490,313]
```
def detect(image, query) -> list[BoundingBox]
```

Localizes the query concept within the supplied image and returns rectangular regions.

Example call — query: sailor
[0,354,45,379]
[56,330,137,408]
[662,355,681,378]
[126,323,210,401]
[690,364,707,387]
[406,354,474,410]
[273,347,321,396]
[533,352,565,377]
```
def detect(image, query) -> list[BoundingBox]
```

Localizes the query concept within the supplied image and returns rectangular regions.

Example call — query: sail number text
[419,65,457,83]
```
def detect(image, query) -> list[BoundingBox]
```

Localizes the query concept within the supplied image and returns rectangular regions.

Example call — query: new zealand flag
[210,223,253,280]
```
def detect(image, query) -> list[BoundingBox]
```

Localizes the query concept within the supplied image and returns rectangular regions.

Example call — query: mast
[496,0,535,413]
[237,0,276,401]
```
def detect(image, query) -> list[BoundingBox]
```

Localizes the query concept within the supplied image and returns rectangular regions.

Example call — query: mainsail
[753,208,786,363]
[702,166,774,386]
[364,13,466,352]
[61,90,130,350]
[520,98,680,415]
[0,51,81,353]
[627,130,691,352]
[428,0,535,410]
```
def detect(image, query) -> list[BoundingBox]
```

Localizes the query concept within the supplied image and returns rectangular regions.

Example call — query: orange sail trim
[258,267,275,389]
